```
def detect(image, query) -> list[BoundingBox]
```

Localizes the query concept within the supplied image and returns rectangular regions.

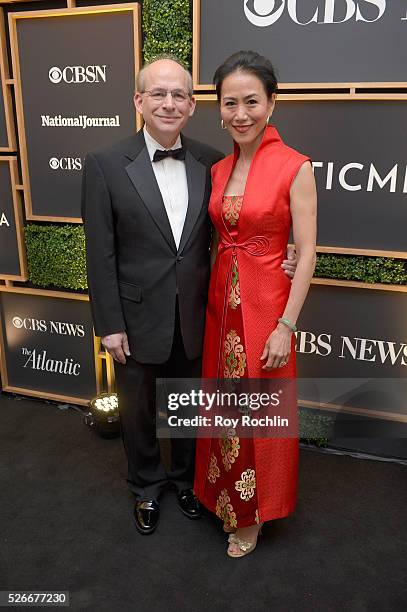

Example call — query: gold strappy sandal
[227,525,263,558]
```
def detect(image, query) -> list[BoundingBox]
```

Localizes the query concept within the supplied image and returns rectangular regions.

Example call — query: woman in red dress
[194,51,317,558]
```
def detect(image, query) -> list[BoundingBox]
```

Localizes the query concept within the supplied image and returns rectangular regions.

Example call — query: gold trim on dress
[235,469,257,501]
[223,330,247,378]
[215,488,238,528]
[219,433,240,472]
[207,453,220,484]
[222,195,243,226]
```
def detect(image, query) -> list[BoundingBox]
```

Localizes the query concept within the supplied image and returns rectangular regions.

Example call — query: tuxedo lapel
[125,144,177,254]
[178,149,207,255]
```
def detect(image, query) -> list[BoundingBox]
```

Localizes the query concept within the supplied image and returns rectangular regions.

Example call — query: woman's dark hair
[213,50,278,101]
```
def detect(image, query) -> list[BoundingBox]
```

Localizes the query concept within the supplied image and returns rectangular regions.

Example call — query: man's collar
[143,125,182,162]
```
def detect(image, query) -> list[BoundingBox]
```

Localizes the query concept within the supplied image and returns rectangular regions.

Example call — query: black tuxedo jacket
[81,129,224,364]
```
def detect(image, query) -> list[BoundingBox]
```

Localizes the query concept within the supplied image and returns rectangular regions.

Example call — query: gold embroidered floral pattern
[215,488,237,528]
[228,258,241,310]
[219,433,240,472]
[223,330,246,378]
[235,469,256,501]
[222,195,243,226]
[207,453,220,484]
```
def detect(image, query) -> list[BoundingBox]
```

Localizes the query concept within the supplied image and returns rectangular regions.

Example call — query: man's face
[134,60,196,146]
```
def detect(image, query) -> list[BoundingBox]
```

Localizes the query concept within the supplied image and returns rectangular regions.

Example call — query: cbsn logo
[244,1,407,26]
[49,157,83,171]
[296,332,407,366]
[48,65,107,84]
[12,316,85,337]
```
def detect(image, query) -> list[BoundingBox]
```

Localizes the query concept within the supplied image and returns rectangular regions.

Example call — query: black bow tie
[153,147,186,163]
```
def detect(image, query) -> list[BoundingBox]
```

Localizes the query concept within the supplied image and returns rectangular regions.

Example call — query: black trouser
[115,302,202,501]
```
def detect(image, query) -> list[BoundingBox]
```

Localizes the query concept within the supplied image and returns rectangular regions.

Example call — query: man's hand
[102,332,130,364]
[281,244,297,278]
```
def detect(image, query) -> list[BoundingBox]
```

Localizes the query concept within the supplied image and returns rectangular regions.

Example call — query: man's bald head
[133,54,196,149]
[136,54,193,95]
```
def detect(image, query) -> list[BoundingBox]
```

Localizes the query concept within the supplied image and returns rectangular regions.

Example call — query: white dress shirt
[143,126,189,250]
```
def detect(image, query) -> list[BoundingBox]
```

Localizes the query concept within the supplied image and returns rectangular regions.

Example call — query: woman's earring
[221,119,227,130]
[266,115,270,125]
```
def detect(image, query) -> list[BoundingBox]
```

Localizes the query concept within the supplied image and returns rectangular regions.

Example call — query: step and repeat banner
[296,281,407,428]
[0,9,16,152]
[184,98,407,257]
[9,3,141,221]
[0,158,27,281]
[0,0,405,445]
[0,289,99,405]
[0,61,9,150]
[0,2,141,403]
[193,0,407,89]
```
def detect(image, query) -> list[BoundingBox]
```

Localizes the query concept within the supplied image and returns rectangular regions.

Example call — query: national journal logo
[41,114,120,129]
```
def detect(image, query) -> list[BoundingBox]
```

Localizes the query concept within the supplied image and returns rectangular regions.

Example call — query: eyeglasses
[141,89,191,103]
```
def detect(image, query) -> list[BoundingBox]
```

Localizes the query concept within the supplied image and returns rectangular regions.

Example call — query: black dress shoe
[177,488,202,519]
[134,500,159,535]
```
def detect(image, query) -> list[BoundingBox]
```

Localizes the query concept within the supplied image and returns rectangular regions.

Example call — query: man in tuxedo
[82,56,296,535]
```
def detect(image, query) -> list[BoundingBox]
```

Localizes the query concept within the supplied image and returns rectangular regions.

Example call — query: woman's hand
[260,323,292,370]
[281,244,297,278]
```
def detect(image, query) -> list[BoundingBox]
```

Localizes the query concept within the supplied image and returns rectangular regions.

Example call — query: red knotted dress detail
[194,126,310,526]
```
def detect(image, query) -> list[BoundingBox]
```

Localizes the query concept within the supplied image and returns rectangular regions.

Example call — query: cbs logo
[12,316,24,329]
[49,157,83,171]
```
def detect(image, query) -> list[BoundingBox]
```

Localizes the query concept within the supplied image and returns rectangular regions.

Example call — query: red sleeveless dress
[194,126,310,527]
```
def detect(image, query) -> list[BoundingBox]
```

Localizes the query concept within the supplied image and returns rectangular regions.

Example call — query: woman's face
[219,70,275,148]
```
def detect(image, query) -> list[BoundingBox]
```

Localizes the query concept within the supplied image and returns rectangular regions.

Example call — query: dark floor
[0,393,406,612]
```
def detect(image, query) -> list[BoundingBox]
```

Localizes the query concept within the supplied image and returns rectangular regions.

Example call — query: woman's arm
[261,161,317,370]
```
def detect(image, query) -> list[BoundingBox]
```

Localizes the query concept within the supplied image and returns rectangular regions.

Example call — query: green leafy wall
[25,225,87,290]
[25,223,407,290]
[142,0,192,66]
